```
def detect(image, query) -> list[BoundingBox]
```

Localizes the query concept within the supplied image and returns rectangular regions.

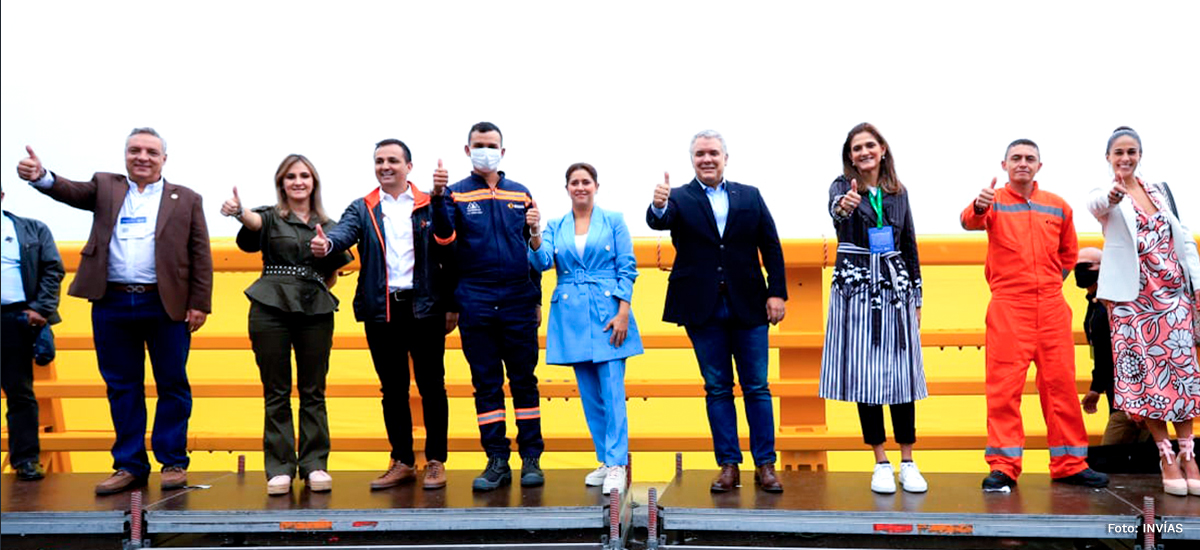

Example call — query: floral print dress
[1109,189,1200,422]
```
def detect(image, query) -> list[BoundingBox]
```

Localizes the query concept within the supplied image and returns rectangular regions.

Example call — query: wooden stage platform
[4,469,1199,549]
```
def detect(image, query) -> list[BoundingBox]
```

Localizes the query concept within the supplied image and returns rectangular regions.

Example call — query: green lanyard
[868,188,884,229]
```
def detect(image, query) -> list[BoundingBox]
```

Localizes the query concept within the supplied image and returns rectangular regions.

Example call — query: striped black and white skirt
[819,244,927,405]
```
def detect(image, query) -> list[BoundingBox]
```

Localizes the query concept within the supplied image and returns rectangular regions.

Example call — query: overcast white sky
[3,0,1197,240]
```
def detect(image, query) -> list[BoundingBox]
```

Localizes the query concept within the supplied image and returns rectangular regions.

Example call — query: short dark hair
[468,121,503,145]
[1107,126,1141,154]
[128,127,167,154]
[564,162,598,185]
[374,138,412,163]
[1005,138,1040,159]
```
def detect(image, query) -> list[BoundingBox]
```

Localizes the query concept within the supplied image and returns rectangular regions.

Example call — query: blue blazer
[530,205,644,365]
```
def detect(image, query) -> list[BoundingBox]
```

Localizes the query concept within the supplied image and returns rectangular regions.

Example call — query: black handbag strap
[1159,181,1180,219]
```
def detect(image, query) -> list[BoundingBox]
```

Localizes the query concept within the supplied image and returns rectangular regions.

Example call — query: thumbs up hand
[16,145,45,181]
[1107,177,1128,205]
[221,186,243,217]
[653,172,671,209]
[526,199,540,229]
[432,158,448,196]
[839,179,862,213]
[975,177,999,212]
[310,223,330,258]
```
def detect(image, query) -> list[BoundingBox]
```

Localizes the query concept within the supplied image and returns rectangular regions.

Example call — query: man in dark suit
[647,130,787,493]
[17,128,213,494]
[2,183,65,481]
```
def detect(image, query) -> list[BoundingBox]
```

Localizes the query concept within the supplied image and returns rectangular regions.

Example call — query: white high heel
[1159,439,1188,497]
[1177,438,1200,497]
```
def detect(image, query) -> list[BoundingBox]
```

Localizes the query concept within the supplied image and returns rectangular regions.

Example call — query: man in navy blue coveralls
[432,122,544,491]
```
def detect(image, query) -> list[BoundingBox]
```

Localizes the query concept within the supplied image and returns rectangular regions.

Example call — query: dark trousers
[363,300,448,465]
[857,402,916,446]
[684,295,776,466]
[1,306,39,466]
[459,301,542,459]
[92,290,192,479]
[248,302,334,479]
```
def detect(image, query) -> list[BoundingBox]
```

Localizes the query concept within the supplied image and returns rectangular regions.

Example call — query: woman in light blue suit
[529,162,643,494]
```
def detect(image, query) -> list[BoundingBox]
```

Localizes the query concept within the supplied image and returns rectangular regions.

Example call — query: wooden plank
[1,431,1104,453]
[24,377,1095,399]
[49,329,1088,351]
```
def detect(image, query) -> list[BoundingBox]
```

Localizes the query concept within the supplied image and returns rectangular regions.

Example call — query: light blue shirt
[1,213,26,305]
[704,181,729,237]
[650,179,729,237]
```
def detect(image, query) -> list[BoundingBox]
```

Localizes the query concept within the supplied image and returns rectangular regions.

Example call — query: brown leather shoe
[755,463,783,493]
[423,460,447,490]
[710,464,740,492]
[370,460,416,490]
[95,470,145,495]
[161,466,188,490]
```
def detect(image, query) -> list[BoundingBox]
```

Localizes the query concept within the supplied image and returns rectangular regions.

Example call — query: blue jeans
[684,296,776,466]
[92,290,192,478]
[573,359,629,466]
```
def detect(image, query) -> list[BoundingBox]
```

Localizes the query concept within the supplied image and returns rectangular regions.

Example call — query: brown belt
[108,283,158,294]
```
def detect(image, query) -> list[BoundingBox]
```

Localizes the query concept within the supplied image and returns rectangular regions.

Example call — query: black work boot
[472,455,512,492]
[520,456,545,487]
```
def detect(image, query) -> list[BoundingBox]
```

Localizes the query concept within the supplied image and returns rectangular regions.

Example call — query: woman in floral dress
[1088,127,1200,496]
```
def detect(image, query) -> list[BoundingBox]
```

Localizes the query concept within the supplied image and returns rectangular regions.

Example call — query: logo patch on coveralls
[465,203,483,216]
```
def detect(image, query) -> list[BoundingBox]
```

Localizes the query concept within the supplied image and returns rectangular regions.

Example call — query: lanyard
[868,188,884,228]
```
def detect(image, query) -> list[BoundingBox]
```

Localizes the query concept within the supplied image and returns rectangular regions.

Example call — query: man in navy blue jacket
[2,184,65,481]
[647,130,788,493]
[312,139,454,490]
[431,122,545,491]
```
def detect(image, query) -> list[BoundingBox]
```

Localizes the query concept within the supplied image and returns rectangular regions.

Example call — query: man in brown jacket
[17,128,213,494]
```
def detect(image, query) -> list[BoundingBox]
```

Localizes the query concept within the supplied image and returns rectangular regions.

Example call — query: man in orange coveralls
[961,139,1108,492]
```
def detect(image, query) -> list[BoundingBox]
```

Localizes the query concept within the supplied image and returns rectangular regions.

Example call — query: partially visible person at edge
[820,123,928,495]
[2,182,65,481]
[16,128,213,495]
[431,122,545,492]
[311,139,455,490]
[221,154,352,496]
[529,162,642,495]
[1086,126,1200,497]
[1075,247,1148,447]
[960,138,1108,492]
[647,129,787,493]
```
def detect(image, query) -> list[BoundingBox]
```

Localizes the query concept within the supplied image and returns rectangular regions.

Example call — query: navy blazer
[646,179,787,327]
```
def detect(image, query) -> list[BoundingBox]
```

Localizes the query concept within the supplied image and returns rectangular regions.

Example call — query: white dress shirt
[379,186,415,291]
[109,180,163,283]
[1,213,26,304]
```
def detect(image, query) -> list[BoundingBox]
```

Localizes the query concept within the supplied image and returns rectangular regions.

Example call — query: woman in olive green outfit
[222,155,352,495]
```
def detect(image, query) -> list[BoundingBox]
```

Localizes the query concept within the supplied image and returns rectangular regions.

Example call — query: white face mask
[470,147,503,172]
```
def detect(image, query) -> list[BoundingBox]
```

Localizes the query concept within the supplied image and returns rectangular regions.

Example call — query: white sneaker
[585,465,609,487]
[898,461,928,493]
[602,466,626,495]
[267,474,292,495]
[871,463,896,494]
[307,470,332,492]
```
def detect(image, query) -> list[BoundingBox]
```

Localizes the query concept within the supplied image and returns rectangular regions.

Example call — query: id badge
[117,216,151,239]
[868,226,895,254]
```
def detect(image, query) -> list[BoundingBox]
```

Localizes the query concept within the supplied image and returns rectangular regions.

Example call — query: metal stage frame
[650,470,1200,548]
[6,469,1200,549]
[2,470,633,549]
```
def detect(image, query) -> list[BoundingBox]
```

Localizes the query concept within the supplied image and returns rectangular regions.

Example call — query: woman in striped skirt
[820,122,928,494]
